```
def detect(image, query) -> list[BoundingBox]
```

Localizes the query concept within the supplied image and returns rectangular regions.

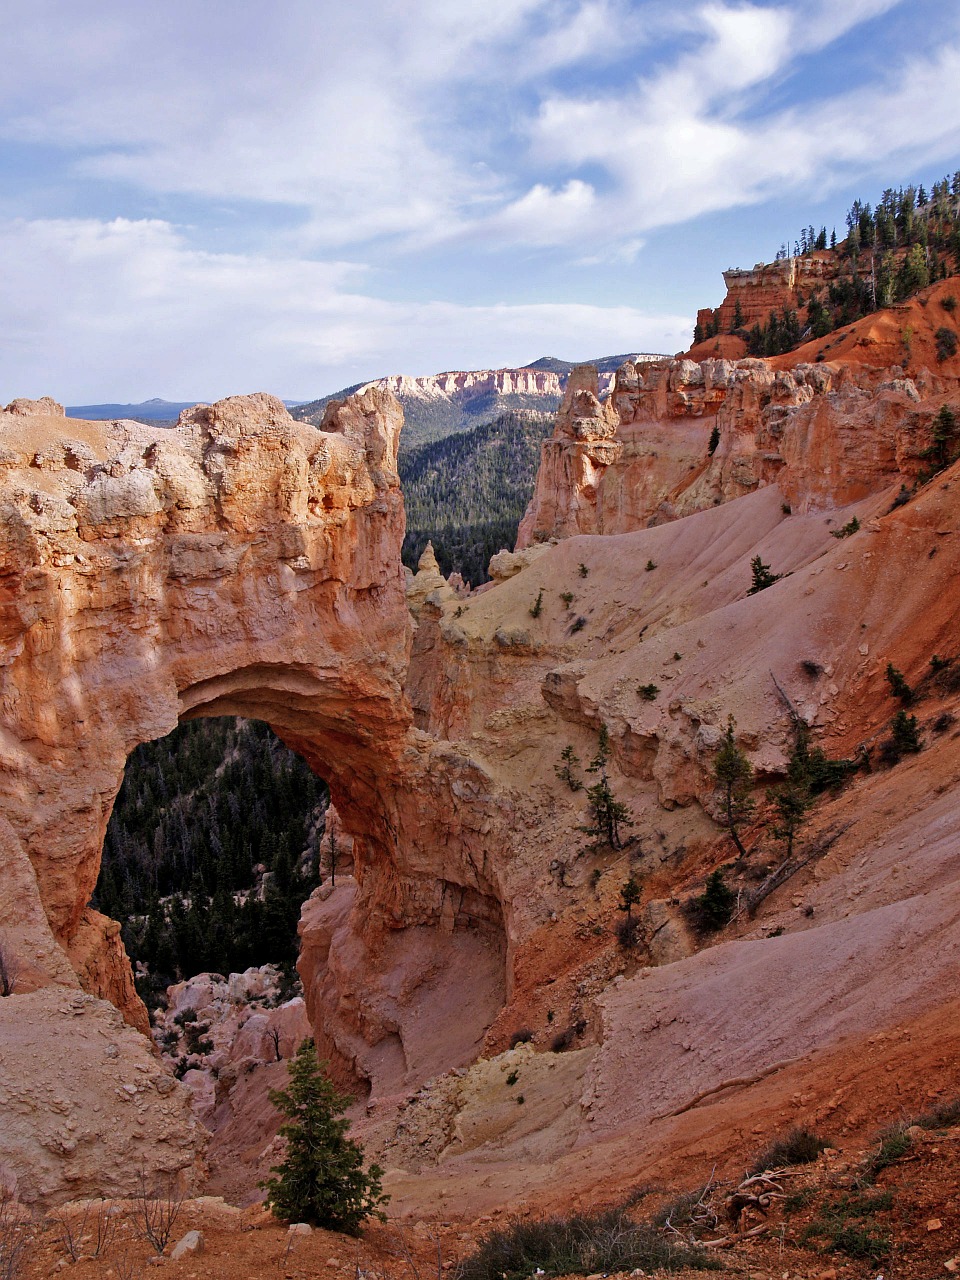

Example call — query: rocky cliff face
[695,252,841,340]
[518,345,948,545]
[0,390,511,1202]
[375,367,565,402]
[3,290,960,1221]
[292,357,669,448]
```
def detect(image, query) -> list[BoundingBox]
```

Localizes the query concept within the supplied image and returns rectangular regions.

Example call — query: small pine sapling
[578,562,589,578]
[747,555,782,595]
[616,875,643,949]
[885,663,914,703]
[831,516,860,538]
[617,876,642,919]
[889,711,922,758]
[767,780,811,860]
[560,591,574,608]
[708,425,721,455]
[581,726,634,851]
[713,718,754,860]
[920,404,959,472]
[692,869,735,932]
[637,683,659,701]
[554,745,583,792]
[260,1040,388,1234]
[529,589,544,618]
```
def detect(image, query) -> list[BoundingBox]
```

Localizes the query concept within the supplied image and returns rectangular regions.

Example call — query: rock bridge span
[0,392,507,1139]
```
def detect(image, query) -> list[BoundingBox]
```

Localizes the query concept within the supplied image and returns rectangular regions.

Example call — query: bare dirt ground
[10,1092,960,1280]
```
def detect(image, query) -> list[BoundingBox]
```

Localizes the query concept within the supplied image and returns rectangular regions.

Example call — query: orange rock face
[0,390,410,989]
[697,252,840,338]
[0,388,513,1203]
[3,312,960,1220]
[518,346,955,545]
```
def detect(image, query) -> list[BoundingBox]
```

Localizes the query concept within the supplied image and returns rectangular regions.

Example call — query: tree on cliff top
[261,1039,388,1234]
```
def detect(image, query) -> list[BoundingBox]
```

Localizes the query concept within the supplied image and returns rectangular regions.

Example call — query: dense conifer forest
[400,408,554,584]
[93,718,327,1006]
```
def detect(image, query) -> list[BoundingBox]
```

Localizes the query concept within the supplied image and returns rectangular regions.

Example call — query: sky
[2,0,960,404]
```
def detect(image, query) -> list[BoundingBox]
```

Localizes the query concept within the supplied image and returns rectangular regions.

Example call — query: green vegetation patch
[400,409,554,585]
[95,717,326,1006]
[458,1208,722,1280]
[749,1126,827,1174]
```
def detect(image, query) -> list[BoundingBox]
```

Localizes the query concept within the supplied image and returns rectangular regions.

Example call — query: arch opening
[92,716,332,1017]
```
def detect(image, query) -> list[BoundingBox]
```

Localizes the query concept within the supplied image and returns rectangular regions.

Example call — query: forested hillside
[700,173,960,356]
[400,409,554,584]
[293,384,561,450]
[290,354,664,450]
[94,718,327,1006]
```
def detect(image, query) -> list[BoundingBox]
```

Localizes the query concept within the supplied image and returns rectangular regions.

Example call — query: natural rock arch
[0,392,507,1067]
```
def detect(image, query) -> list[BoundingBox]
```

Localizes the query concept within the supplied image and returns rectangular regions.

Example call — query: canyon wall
[696,252,841,338]
[3,274,960,1217]
[517,352,945,546]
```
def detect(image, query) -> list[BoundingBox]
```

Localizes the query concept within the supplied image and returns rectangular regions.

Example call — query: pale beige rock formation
[3,395,65,417]
[405,540,456,615]
[0,988,204,1206]
[0,389,511,1204]
[515,365,621,546]
[517,356,936,545]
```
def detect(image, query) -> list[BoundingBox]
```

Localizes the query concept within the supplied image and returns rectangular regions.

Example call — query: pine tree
[714,718,754,860]
[889,710,922,759]
[767,780,810,860]
[580,726,633,850]
[693,869,735,931]
[617,876,642,918]
[261,1040,388,1234]
[747,555,782,595]
[554,745,583,792]
[921,405,958,472]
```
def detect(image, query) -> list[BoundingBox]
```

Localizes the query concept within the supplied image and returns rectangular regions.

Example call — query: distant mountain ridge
[66,397,305,422]
[291,353,668,450]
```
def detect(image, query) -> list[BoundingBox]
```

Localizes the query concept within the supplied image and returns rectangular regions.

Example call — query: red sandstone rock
[3,318,960,1222]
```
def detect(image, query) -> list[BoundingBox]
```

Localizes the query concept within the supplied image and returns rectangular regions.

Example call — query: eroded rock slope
[2,274,960,1214]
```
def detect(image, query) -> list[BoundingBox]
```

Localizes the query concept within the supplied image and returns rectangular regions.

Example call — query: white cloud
[485,179,599,246]
[469,1,960,249]
[797,0,905,49]
[0,0,956,398]
[0,218,690,402]
[2,0,949,264]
